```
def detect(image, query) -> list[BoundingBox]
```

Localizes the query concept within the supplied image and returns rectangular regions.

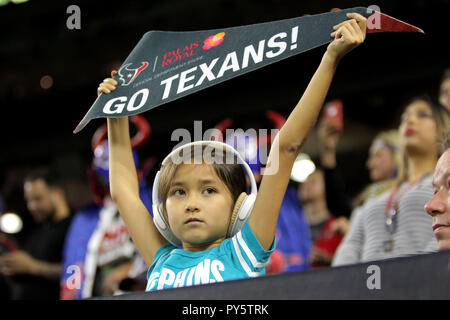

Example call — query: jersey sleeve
[230,220,275,277]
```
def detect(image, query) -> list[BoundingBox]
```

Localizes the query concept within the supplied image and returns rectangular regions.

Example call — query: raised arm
[100,72,167,265]
[249,13,367,250]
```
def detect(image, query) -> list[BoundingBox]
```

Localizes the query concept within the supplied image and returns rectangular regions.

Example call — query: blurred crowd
[0,63,449,299]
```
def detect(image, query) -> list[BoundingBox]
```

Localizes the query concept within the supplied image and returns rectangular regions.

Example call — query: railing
[95,250,450,300]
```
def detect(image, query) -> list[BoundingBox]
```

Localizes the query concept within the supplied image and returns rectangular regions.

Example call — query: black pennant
[74,6,423,133]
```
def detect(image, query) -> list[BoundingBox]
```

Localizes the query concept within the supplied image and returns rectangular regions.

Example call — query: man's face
[425,149,450,250]
[24,179,56,223]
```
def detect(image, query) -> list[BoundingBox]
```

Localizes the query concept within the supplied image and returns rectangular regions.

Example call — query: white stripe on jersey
[236,231,267,269]
[232,236,261,277]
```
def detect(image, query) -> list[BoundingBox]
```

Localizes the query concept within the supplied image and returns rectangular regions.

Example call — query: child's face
[165,163,234,251]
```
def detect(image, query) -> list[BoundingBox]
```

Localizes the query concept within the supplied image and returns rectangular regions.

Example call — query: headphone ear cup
[227,192,247,237]
[152,203,182,247]
[228,192,256,237]
[153,203,167,231]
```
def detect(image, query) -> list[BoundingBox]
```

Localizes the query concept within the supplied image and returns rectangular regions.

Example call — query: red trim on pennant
[367,12,424,34]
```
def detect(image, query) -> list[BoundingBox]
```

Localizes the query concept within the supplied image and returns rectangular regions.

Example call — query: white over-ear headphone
[152,140,258,246]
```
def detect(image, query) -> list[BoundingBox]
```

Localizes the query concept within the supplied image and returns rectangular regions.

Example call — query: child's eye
[172,189,185,196]
[203,187,216,195]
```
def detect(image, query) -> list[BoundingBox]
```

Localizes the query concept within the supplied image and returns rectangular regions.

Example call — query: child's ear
[227,192,247,237]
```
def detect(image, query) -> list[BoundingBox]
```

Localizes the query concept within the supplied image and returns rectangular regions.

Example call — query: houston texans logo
[118,61,149,86]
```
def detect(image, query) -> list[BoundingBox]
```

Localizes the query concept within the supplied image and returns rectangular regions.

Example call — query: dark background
[0,0,448,236]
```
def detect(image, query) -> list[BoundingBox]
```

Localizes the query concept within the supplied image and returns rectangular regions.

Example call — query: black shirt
[10,215,72,300]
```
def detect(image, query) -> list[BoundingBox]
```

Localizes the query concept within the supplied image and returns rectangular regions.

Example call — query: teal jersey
[146,221,275,291]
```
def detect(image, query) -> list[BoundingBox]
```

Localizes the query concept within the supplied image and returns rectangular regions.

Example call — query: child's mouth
[185,218,203,224]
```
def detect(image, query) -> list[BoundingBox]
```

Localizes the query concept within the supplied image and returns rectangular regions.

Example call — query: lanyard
[384,178,421,234]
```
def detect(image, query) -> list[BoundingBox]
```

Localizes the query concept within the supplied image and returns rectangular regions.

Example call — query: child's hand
[97,70,118,96]
[326,13,367,61]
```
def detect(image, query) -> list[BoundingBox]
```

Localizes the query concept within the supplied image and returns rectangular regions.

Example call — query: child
[99,13,367,291]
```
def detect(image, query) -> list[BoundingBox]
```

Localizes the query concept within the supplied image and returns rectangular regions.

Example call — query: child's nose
[185,194,200,212]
